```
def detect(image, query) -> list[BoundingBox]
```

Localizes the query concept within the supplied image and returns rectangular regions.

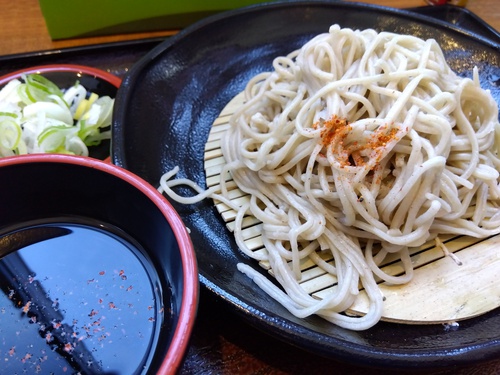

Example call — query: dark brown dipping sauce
[0,218,165,374]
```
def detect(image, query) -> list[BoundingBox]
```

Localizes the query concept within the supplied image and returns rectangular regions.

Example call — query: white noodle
[159,25,500,330]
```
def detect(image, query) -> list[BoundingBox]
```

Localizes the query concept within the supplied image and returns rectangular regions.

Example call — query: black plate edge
[134,0,500,58]
[407,4,500,44]
[200,273,500,370]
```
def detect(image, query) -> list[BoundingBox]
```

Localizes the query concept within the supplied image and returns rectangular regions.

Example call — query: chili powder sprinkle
[316,115,400,170]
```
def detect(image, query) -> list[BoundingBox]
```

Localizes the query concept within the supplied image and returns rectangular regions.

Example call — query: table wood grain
[0,1,499,374]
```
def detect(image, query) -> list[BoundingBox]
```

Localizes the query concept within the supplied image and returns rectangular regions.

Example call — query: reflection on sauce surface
[0,220,165,374]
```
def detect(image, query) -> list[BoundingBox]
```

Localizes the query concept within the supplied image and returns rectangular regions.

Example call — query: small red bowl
[0,153,198,374]
[0,64,121,161]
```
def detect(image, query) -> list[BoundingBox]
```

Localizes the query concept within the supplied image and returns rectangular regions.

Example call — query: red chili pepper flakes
[21,352,32,363]
[317,115,400,170]
[318,115,351,145]
[88,309,99,317]
[22,301,31,314]
[97,334,108,342]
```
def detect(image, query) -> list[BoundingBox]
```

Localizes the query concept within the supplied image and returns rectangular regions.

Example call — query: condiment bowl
[0,64,121,160]
[0,153,198,374]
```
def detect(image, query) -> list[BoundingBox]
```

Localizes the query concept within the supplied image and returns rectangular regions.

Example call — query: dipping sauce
[0,218,166,374]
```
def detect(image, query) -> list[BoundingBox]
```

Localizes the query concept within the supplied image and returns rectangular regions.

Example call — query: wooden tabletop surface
[1,1,499,374]
[0,0,498,56]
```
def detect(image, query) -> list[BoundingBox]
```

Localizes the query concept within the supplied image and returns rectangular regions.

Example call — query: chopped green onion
[38,124,77,153]
[0,111,18,118]
[0,118,21,150]
[0,73,114,157]
[77,96,113,145]
[24,74,64,103]
[23,101,73,125]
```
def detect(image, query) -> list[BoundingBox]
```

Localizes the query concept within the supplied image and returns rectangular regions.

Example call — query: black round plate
[112,0,500,369]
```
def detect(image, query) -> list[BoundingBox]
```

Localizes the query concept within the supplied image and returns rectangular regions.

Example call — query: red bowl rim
[0,64,122,88]
[0,153,199,374]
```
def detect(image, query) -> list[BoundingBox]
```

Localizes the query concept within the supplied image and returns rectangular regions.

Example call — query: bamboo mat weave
[203,92,500,324]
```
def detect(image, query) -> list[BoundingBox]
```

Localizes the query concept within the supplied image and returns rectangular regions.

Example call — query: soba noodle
[159,25,500,330]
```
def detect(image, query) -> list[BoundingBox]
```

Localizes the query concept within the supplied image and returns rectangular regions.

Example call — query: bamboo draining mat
[204,92,500,324]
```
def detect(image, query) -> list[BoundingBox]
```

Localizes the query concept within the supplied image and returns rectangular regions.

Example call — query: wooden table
[1,1,500,374]
[0,0,499,56]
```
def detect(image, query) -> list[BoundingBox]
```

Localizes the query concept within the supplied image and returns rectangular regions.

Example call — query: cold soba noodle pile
[159,25,500,330]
